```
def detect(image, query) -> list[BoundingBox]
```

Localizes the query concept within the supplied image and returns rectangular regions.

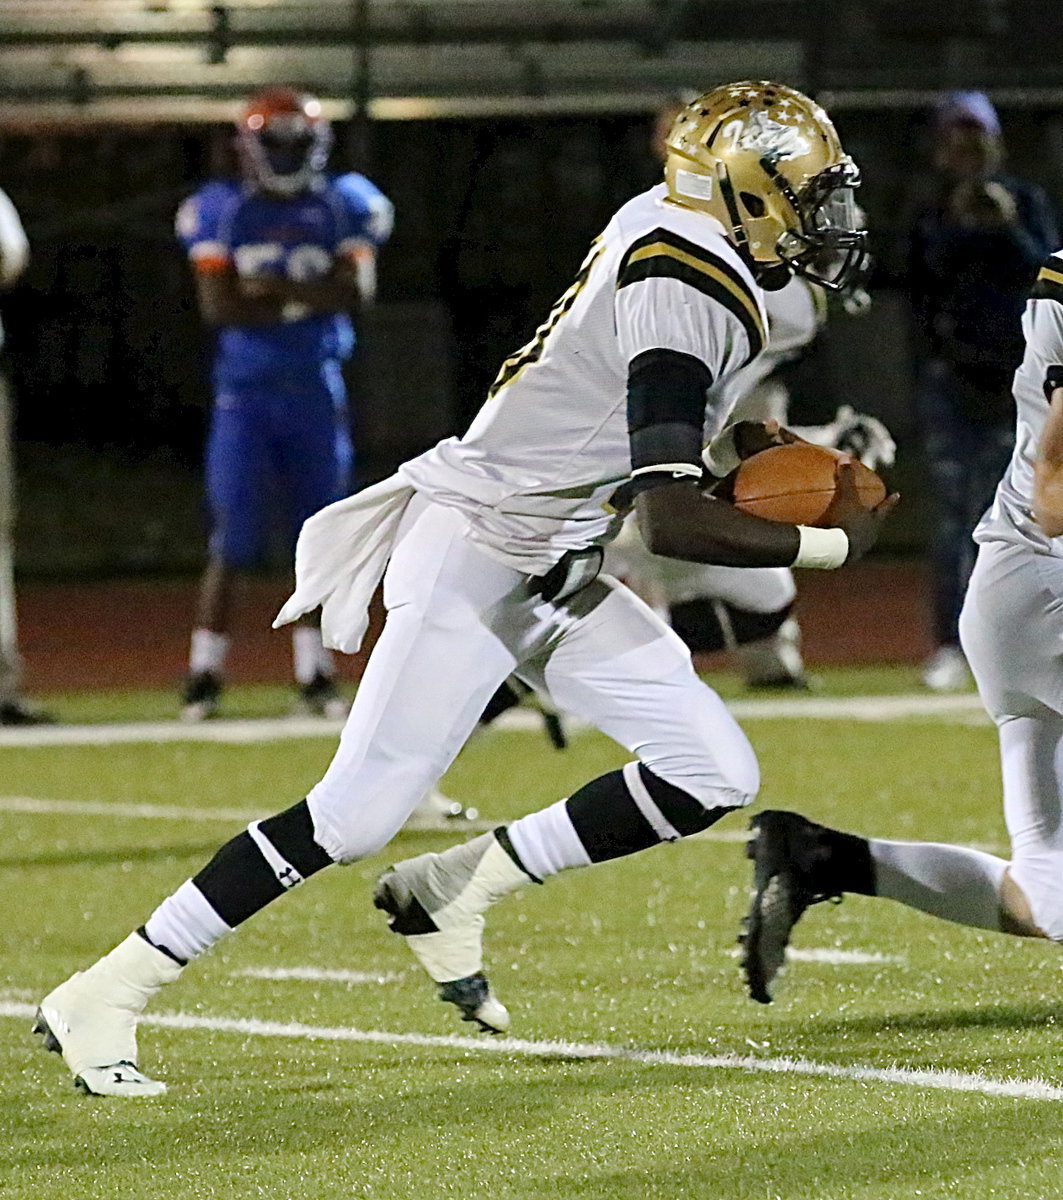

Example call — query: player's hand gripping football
[731,419,800,460]
[705,420,802,500]
[824,457,899,562]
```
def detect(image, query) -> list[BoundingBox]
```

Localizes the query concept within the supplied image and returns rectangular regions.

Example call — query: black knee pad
[669,598,793,654]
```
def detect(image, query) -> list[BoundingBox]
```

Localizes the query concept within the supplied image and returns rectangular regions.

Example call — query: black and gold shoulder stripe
[1031,255,1063,304]
[617,228,765,362]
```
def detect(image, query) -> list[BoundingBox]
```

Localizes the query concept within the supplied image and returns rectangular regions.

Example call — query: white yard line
[784,948,905,965]
[0,795,260,823]
[0,692,989,749]
[728,947,906,965]
[235,966,404,985]
[2,998,1058,1101]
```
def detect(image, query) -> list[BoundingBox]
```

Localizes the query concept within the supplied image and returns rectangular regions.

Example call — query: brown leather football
[733,442,886,526]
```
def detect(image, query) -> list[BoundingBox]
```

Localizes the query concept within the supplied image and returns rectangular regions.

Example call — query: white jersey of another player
[714,274,825,422]
[401,183,766,572]
[975,249,1063,555]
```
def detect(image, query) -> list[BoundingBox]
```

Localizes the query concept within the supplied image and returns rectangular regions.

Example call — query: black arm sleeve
[626,347,712,498]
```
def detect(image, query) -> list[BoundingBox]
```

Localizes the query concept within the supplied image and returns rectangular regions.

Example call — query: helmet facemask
[239,100,332,197]
[766,158,870,292]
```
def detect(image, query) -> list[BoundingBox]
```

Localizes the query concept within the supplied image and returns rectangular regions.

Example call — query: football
[732,441,887,526]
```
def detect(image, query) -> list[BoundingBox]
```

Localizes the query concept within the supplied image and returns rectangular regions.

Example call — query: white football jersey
[401,183,767,571]
[975,250,1063,554]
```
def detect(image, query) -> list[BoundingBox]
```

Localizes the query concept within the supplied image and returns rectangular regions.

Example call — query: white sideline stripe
[726,692,987,723]
[236,967,403,984]
[6,998,1060,1101]
[0,692,989,749]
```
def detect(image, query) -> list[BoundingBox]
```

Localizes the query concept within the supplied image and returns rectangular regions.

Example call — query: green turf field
[5,671,1063,1200]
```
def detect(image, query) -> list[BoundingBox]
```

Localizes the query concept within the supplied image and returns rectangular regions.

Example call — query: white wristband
[793,525,849,569]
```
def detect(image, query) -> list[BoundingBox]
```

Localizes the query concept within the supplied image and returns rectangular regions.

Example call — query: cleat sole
[372,870,439,936]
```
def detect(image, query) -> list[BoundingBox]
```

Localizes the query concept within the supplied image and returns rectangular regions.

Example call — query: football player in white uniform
[606,273,895,687]
[741,250,1063,1004]
[35,82,893,1096]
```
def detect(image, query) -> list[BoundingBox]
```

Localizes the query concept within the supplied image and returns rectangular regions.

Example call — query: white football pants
[960,537,1063,940]
[307,498,758,862]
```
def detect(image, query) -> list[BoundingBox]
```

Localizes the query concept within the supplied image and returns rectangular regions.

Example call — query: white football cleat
[922,644,971,693]
[741,616,808,690]
[373,831,534,1033]
[34,932,183,1097]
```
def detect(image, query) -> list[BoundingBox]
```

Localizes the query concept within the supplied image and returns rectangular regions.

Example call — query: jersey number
[487,238,604,400]
[233,242,333,281]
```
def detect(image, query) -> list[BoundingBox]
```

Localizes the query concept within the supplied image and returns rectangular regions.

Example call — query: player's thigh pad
[306,500,531,861]
[960,540,1063,722]
[533,577,759,809]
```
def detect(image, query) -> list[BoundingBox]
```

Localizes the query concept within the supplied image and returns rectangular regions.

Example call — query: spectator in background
[175,88,393,720]
[0,185,52,725]
[905,90,1058,691]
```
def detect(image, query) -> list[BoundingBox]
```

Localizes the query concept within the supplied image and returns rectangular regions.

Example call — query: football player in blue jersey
[175,87,393,720]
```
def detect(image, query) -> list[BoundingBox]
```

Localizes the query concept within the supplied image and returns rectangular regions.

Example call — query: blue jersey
[176,173,393,386]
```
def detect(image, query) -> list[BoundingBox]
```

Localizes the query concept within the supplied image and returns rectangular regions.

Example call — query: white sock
[292,626,334,685]
[189,628,229,676]
[870,838,1007,932]
[507,799,591,880]
[143,879,232,963]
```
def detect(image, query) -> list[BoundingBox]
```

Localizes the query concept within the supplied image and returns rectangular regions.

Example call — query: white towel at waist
[273,473,415,653]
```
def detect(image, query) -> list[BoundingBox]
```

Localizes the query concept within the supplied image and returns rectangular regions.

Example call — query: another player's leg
[377,580,759,1030]
[183,395,269,720]
[739,807,1014,1001]
[281,363,352,719]
[291,620,348,718]
[742,541,1063,1000]
[672,564,805,689]
[183,558,236,720]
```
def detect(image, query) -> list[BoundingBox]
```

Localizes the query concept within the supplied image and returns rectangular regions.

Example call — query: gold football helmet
[663,81,867,291]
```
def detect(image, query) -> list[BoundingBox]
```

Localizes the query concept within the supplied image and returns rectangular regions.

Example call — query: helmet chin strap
[716,162,752,265]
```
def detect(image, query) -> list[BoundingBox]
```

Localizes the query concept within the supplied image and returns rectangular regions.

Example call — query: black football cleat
[740,810,872,1004]
[296,672,349,719]
[180,671,222,722]
[0,699,56,726]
